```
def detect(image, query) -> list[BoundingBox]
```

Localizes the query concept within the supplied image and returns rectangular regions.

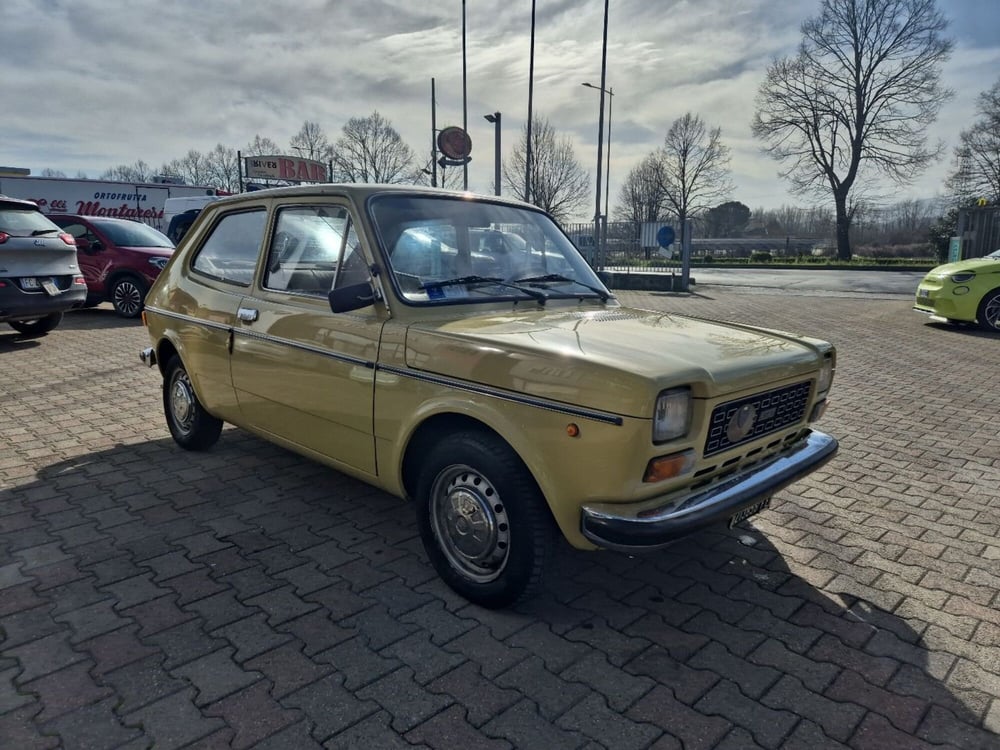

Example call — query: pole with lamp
[591,0,610,269]
[525,0,536,202]
[582,82,612,264]
[462,0,469,190]
[484,112,501,196]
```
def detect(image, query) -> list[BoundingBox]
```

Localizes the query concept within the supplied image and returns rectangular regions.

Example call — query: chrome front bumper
[580,429,838,551]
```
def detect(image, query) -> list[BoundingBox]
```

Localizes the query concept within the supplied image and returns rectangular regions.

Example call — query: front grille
[704,381,811,457]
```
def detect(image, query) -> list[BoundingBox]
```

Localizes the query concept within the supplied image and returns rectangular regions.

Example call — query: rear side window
[191,210,266,286]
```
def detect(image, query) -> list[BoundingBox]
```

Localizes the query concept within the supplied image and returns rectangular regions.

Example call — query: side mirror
[328,282,376,313]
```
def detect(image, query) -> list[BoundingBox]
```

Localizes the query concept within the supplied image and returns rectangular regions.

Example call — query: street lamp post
[590,0,610,268]
[582,82,613,263]
[484,112,501,196]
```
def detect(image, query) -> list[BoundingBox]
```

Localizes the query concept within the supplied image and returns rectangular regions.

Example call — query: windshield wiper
[31,228,60,236]
[509,273,611,302]
[421,275,548,304]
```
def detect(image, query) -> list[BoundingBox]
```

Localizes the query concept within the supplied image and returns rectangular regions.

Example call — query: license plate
[918,288,930,299]
[41,280,60,296]
[21,277,40,289]
[729,497,771,528]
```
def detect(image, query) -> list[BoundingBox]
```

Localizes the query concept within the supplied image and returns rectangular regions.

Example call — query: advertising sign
[244,155,328,183]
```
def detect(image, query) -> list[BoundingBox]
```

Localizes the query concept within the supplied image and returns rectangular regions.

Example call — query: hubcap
[430,466,510,583]
[169,371,196,435]
[114,281,143,316]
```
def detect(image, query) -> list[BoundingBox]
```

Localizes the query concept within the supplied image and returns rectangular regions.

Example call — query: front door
[230,201,381,477]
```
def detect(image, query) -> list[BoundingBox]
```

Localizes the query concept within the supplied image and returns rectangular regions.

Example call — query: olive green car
[140,185,838,607]
[913,249,1000,331]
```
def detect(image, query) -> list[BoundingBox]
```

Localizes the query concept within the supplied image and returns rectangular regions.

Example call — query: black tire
[110,275,147,318]
[415,430,555,608]
[977,289,1000,332]
[163,355,222,450]
[8,312,63,337]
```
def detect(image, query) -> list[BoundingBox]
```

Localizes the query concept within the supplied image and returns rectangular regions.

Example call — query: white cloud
[2,0,997,218]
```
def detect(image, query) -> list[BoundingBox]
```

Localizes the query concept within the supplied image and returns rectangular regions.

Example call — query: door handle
[237,307,259,322]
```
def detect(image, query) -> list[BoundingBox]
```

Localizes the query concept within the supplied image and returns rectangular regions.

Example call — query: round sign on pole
[437,127,472,160]
[656,225,675,248]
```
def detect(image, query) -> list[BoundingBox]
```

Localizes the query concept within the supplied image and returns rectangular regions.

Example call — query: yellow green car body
[914,249,1000,331]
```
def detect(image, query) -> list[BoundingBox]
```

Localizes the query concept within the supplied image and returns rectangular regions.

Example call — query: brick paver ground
[1,286,998,749]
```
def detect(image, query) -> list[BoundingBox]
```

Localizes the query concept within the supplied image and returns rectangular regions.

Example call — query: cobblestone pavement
[1,288,998,749]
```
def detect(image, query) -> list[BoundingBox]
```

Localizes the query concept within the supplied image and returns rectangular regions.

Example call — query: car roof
[0,195,43,211]
[208,183,537,211]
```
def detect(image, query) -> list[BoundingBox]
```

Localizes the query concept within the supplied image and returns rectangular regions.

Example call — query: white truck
[0,176,222,233]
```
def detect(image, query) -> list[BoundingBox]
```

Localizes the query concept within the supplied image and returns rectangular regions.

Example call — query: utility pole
[525,0,536,202]
[430,78,438,187]
[462,0,469,190]
[593,0,609,269]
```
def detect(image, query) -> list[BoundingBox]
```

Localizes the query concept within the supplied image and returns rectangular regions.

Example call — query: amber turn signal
[643,450,695,483]
[566,423,580,438]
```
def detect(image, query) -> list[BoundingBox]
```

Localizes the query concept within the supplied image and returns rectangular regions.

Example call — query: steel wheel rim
[169,370,196,435]
[984,294,1000,330]
[429,464,510,583]
[114,280,143,316]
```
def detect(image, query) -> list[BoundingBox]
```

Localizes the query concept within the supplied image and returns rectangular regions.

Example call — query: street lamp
[582,82,613,260]
[484,112,501,196]
[589,0,610,268]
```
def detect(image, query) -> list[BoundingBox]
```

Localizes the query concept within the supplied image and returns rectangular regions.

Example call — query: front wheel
[415,430,556,608]
[8,313,63,337]
[977,289,1000,332]
[163,355,222,450]
[110,275,147,318]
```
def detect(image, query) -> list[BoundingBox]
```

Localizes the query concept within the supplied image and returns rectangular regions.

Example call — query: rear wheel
[163,355,222,450]
[110,275,147,318]
[8,313,63,337]
[415,430,555,608]
[977,289,1000,332]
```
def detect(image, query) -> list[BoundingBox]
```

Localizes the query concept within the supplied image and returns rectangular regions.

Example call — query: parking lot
[1,286,998,749]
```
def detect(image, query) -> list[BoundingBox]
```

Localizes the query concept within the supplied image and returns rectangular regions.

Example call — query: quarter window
[191,210,266,286]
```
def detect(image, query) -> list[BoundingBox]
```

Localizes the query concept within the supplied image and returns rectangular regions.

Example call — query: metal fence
[562,221,833,272]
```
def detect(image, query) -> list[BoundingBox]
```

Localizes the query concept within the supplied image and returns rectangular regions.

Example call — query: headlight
[816,358,834,394]
[149,257,170,271]
[653,387,691,443]
[950,271,976,283]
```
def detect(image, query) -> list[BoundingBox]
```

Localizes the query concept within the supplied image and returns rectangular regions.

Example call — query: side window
[264,205,348,295]
[333,222,369,289]
[58,222,98,244]
[191,210,266,286]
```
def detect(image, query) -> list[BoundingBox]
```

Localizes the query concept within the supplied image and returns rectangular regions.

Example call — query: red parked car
[49,215,174,318]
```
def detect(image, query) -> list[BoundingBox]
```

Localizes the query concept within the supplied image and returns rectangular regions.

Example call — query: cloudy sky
[3,0,998,219]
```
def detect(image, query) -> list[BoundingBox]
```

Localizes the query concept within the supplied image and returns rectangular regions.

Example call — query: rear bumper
[0,283,87,321]
[580,429,838,551]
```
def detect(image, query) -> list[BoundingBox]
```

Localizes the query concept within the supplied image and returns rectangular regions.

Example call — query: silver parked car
[0,196,88,336]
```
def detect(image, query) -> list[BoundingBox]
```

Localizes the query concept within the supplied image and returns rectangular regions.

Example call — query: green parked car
[914,249,1000,332]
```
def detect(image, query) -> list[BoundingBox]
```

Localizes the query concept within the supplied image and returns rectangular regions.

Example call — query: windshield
[92,219,173,248]
[369,195,609,305]
[987,248,1000,259]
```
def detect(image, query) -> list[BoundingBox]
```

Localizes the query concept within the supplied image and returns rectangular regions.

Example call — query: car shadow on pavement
[924,321,1000,339]
[0,333,42,350]
[1,436,996,749]
[61,306,143,330]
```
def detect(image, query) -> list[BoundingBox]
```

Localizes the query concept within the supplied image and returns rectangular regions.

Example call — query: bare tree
[244,134,281,156]
[947,77,1000,203]
[615,154,668,225]
[40,168,67,178]
[159,151,213,187]
[100,160,154,182]
[752,0,953,260]
[330,111,418,184]
[203,144,241,193]
[654,113,733,245]
[502,115,589,223]
[289,121,331,161]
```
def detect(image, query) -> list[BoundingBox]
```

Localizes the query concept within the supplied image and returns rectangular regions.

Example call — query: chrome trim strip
[378,364,624,426]
[232,327,374,369]
[581,429,838,550]
[145,306,231,333]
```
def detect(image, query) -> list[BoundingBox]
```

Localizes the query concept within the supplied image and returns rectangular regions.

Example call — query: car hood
[924,257,1000,278]
[404,306,827,416]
